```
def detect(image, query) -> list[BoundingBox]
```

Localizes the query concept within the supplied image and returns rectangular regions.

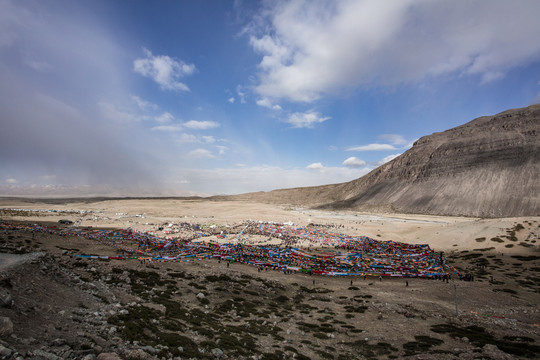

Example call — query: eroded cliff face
[321,104,540,217]
[233,104,540,217]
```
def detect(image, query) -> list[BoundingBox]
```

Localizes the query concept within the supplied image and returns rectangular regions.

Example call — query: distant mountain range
[229,104,540,217]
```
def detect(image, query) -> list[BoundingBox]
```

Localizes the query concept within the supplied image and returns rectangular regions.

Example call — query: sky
[1,0,540,197]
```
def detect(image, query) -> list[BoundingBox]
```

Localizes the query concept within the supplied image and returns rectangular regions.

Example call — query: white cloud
[24,59,51,72]
[256,97,282,110]
[378,134,407,145]
[174,134,217,144]
[5,177,19,184]
[342,157,366,168]
[306,162,324,170]
[97,101,138,123]
[202,136,216,144]
[151,125,182,132]
[286,111,330,128]
[347,143,397,152]
[216,145,228,156]
[133,48,195,91]
[183,120,220,130]
[247,0,540,102]
[186,148,215,159]
[374,153,401,166]
[236,84,247,103]
[155,112,174,123]
[131,95,158,111]
[228,97,235,103]
[175,133,199,143]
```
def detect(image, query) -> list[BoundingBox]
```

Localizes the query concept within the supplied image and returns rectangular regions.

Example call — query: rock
[122,349,154,360]
[482,344,514,360]
[97,353,122,360]
[0,290,13,308]
[82,355,97,360]
[0,345,12,357]
[196,292,205,299]
[211,348,224,358]
[32,350,62,360]
[0,316,13,337]
[142,302,166,314]
[51,338,66,346]
[139,346,158,355]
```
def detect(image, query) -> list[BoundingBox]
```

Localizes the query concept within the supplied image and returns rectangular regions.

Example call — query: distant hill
[227,104,540,217]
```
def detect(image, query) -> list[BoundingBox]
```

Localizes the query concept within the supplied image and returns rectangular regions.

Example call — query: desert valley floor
[0,198,539,359]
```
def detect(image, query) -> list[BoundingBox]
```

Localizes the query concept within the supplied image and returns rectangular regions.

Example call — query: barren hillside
[228,104,540,217]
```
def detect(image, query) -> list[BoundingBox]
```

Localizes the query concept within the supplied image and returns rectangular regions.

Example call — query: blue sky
[1,0,540,196]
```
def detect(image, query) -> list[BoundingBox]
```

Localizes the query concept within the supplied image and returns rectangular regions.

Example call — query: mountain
[228,104,540,217]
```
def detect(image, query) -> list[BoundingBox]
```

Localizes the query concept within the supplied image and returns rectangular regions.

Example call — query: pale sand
[1,198,538,253]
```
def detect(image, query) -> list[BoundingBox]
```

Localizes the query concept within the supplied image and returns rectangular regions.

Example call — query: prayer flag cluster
[1,221,457,277]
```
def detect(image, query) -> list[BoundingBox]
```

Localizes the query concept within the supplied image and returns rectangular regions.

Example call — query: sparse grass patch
[473,247,495,251]
[300,286,333,294]
[403,335,444,356]
[344,305,368,313]
[347,340,398,358]
[511,255,540,261]
[431,323,540,358]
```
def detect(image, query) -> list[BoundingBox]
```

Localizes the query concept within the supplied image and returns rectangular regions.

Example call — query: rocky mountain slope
[230,104,540,217]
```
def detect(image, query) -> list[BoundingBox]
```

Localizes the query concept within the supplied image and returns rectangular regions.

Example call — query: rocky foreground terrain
[1,220,539,360]
[232,104,540,218]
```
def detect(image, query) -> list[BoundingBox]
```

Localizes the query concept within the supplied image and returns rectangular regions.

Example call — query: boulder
[97,353,122,360]
[0,316,13,337]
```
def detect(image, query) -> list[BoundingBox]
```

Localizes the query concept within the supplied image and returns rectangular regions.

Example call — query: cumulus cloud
[228,97,235,103]
[247,0,540,102]
[5,178,19,184]
[155,112,174,123]
[256,97,282,110]
[183,120,220,130]
[342,157,366,168]
[347,143,397,152]
[306,162,324,170]
[286,111,330,128]
[133,48,196,91]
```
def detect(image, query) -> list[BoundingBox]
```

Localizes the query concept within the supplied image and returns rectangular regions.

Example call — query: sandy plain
[1,197,538,253]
